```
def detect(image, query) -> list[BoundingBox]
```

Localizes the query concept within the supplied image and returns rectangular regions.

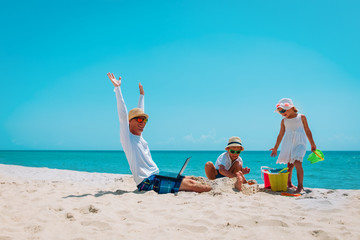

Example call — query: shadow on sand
[63,189,146,199]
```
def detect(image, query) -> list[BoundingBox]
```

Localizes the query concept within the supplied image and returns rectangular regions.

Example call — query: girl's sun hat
[225,136,244,150]
[275,98,298,113]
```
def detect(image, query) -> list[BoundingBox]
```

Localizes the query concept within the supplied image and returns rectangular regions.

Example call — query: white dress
[277,114,307,164]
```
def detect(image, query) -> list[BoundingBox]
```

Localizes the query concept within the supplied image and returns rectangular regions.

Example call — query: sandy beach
[0,164,359,240]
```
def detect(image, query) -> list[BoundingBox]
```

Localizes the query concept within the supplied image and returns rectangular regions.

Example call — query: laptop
[156,157,191,180]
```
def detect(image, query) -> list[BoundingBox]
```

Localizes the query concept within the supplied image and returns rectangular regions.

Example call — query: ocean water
[0,150,359,190]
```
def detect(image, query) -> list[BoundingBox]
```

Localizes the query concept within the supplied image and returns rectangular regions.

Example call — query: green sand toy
[307,149,324,164]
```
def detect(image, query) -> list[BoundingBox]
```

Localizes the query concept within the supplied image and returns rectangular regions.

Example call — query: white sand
[1,164,359,240]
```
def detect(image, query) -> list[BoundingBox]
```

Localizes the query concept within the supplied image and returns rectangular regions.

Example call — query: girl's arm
[270,119,285,157]
[301,115,317,152]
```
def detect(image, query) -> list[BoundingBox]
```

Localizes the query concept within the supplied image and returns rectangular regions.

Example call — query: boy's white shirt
[215,152,243,170]
[114,86,159,185]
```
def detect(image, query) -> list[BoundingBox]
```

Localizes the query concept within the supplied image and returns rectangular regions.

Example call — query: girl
[270,98,317,193]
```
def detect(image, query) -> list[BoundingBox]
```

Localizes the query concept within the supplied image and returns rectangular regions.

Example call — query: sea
[0,150,359,190]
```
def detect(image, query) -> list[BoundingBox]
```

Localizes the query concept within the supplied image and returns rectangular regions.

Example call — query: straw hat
[275,98,298,112]
[128,108,149,121]
[225,136,244,150]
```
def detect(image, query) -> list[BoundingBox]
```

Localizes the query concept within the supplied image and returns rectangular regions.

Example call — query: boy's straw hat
[225,136,244,150]
[128,108,149,121]
[275,98,298,112]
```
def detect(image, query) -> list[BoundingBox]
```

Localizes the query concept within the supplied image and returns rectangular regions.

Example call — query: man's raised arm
[138,82,145,110]
[107,72,131,148]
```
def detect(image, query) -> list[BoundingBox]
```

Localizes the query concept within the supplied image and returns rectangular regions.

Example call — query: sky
[1,0,360,151]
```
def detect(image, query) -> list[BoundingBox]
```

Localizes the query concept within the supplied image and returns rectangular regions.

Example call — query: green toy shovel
[307,149,325,164]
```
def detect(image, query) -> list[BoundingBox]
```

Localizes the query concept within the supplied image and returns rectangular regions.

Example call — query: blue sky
[1,0,359,151]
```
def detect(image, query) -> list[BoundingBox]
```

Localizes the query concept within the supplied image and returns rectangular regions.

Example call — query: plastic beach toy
[307,149,325,164]
[261,167,289,192]
[269,167,288,173]
[281,192,301,197]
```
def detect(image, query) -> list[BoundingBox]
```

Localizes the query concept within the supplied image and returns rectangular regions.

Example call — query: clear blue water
[0,150,359,190]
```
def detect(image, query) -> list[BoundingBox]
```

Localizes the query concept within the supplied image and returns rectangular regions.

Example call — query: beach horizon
[1,150,359,190]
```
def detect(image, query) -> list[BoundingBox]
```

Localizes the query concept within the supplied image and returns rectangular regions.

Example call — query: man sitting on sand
[204,137,250,191]
[107,72,211,194]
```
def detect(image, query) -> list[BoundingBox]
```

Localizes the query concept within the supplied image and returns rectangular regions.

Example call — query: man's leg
[204,162,217,180]
[179,176,212,192]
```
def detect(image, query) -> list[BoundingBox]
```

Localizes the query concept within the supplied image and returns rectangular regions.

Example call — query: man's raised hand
[107,72,121,87]
[139,83,144,95]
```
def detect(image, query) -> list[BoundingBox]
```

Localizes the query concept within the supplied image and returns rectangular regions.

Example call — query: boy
[204,136,250,190]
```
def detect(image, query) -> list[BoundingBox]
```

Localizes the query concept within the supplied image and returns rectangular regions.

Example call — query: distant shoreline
[1,151,359,190]
[1,163,359,191]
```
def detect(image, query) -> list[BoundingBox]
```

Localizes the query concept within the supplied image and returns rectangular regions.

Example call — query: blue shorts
[137,174,184,194]
[215,170,226,179]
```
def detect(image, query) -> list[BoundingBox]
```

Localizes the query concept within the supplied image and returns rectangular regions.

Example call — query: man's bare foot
[288,183,296,189]
[234,172,243,191]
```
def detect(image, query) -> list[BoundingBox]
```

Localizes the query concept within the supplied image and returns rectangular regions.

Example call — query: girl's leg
[294,160,304,193]
[287,163,296,189]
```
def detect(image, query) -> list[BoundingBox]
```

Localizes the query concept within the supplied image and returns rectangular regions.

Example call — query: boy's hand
[242,167,250,174]
[270,148,278,157]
